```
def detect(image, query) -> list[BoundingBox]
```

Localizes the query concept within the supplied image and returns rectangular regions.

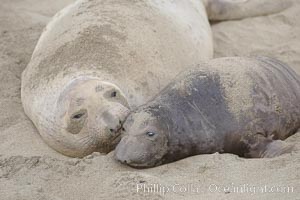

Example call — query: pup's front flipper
[242,134,294,158]
[204,0,292,21]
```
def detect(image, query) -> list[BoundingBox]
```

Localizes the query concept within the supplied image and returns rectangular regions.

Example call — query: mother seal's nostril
[109,128,114,133]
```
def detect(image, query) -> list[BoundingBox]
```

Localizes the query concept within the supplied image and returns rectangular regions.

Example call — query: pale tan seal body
[21,0,213,157]
[21,0,290,157]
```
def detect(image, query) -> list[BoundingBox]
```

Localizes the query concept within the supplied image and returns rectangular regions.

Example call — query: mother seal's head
[50,78,130,157]
[115,108,169,168]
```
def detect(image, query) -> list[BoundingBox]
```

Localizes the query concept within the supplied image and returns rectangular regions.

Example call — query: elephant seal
[21,0,290,157]
[21,0,213,157]
[204,0,292,21]
[115,57,300,168]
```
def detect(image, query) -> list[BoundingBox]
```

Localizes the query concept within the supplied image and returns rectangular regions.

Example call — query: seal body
[21,0,213,157]
[115,57,300,168]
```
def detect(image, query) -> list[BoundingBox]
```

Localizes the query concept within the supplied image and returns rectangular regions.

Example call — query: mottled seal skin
[115,57,300,168]
[21,0,213,157]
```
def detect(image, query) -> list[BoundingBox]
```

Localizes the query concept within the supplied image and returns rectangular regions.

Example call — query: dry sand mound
[0,0,299,199]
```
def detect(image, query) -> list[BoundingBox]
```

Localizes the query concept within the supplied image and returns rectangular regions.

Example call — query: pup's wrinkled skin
[115,57,300,168]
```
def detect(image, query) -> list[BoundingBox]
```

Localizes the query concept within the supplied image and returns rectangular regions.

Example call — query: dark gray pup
[115,57,300,168]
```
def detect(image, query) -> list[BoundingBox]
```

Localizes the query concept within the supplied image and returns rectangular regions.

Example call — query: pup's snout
[115,136,131,162]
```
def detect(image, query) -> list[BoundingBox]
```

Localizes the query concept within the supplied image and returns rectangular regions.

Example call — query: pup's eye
[111,91,117,98]
[72,113,85,119]
[146,132,156,137]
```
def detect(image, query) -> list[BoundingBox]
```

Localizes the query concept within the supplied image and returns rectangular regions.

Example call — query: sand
[0,0,299,199]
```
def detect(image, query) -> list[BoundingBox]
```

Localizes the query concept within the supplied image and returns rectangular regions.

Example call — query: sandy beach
[0,0,299,199]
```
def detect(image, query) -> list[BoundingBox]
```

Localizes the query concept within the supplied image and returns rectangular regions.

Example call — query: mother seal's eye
[146,132,156,137]
[111,91,117,97]
[72,113,85,119]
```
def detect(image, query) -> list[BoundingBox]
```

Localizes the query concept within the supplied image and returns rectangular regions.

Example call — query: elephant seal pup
[115,57,300,168]
[21,0,214,157]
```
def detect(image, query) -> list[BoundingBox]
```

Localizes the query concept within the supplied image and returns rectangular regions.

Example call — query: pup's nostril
[122,127,125,131]
[109,128,114,133]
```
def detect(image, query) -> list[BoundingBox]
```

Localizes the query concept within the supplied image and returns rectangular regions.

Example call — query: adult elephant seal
[115,57,300,168]
[21,0,213,157]
[21,0,291,157]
